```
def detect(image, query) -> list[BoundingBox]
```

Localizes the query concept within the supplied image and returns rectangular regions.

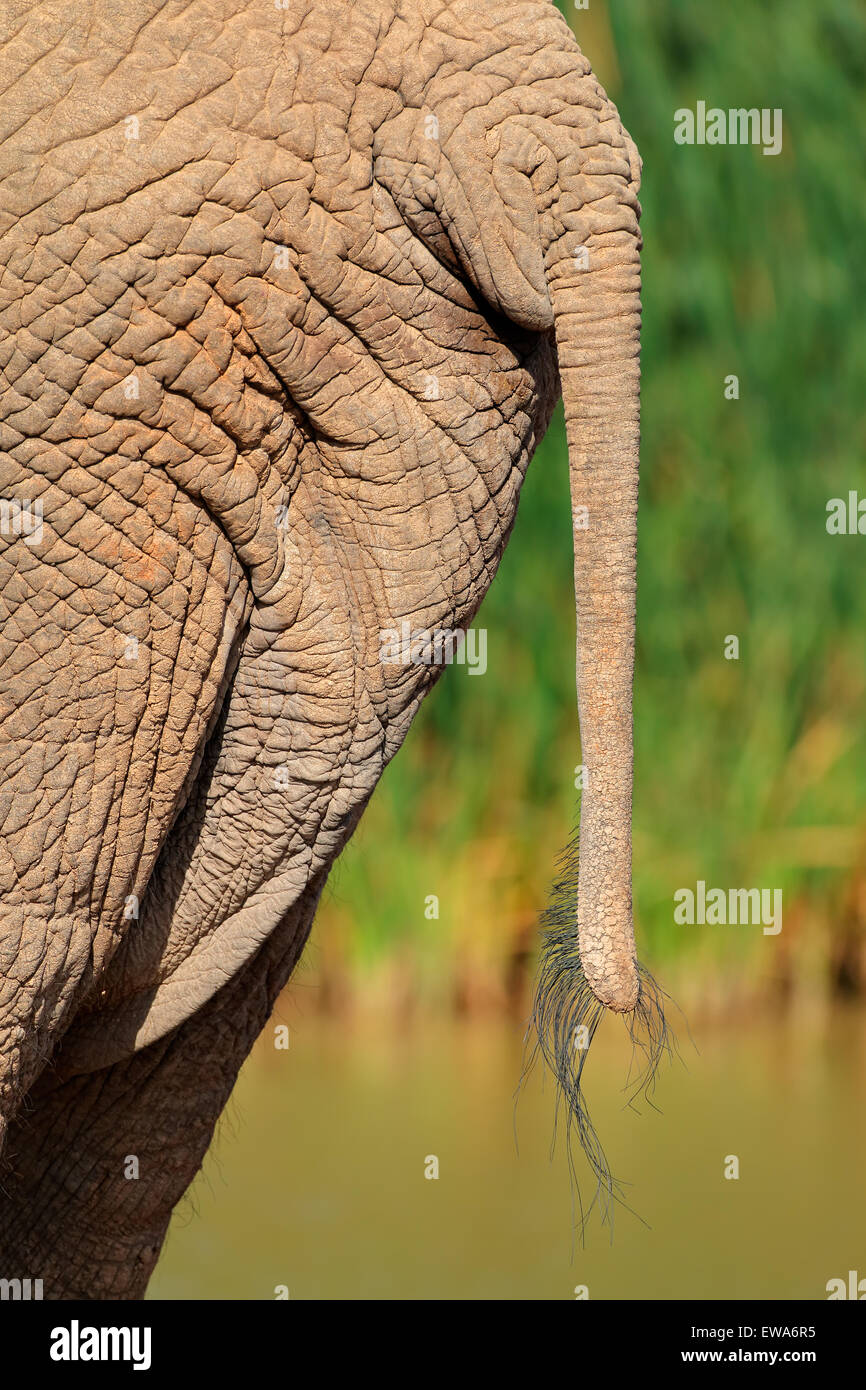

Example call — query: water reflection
[150,1004,866,1300]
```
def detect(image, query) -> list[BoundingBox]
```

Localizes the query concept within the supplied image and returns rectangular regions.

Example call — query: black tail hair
[520,824,676,1237]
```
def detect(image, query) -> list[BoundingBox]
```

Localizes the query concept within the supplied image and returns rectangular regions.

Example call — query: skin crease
[0,0,643,1296]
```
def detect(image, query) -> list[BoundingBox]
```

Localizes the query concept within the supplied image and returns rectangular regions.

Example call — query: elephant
[0,0,666,1298]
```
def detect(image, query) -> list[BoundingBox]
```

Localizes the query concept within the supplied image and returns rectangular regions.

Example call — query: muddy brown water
[149,1004,866,1300]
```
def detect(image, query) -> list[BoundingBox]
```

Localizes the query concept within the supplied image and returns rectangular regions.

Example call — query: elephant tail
[523,824,673,1230]
[523,104,674,1228]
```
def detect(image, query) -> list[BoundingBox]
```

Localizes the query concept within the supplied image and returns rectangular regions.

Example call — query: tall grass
[307,0,866,1012]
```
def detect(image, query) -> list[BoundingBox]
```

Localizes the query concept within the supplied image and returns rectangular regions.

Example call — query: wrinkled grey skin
[0,0,644,1297]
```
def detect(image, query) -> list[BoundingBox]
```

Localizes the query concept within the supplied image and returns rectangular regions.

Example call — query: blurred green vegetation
[311,0,866,1011]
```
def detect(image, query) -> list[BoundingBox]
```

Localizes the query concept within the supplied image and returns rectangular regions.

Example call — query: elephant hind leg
[0,461,252,1144]
[0,871,324,1299]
